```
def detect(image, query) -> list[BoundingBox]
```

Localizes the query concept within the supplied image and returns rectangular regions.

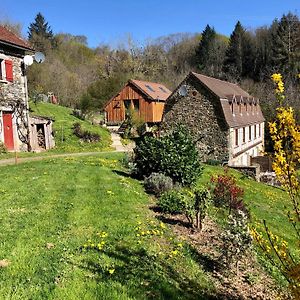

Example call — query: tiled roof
[191,72,250,99]
[190,72,265,128]
[0,26,33,51]
[130,79,171,101]
[220,99,265,128]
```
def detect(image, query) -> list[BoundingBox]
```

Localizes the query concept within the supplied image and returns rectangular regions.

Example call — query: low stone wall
[250,156,273,172]
[229,165,260,181]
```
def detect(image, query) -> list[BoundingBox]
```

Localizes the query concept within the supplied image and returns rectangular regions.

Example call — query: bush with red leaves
[210,170,247,215]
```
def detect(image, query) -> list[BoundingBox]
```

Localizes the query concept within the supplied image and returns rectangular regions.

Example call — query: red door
[3,112,14,150]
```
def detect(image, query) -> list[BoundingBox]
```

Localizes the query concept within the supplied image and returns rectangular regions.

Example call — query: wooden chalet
[104,79,171,125]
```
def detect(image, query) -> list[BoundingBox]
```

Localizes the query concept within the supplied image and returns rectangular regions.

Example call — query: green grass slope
[0,153,213,300]
[30,102,112,153]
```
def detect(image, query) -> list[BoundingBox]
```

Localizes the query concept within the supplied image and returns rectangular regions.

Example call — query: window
[242,127,246,143]
[124,100,131,110]
[249,126,252,141]
[145,85,155,92]
[259,123,261,137]
[0,59,13,82]
[133,99,139,111]
[235,129,239,146]
[159,86,167,93]
[0,59,4,80]
[239,103,242,114]
[254,124,257,139]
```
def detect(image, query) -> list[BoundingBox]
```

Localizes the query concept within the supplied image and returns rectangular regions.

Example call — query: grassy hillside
[198,165,297,250]
[0,153,293,298]
[30,102,112,153]
[0,153,213,300]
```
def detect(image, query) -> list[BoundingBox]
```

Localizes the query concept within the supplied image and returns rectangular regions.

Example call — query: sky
[1,0,299,48]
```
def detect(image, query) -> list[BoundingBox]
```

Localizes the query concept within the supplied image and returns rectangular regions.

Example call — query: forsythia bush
[252,73,300,298]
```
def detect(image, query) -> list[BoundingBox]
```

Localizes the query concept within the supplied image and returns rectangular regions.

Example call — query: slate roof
[190,72,265,128]
[130,79,171,101]
[0,26,33,51]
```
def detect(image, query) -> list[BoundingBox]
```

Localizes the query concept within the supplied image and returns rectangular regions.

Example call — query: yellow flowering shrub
[252,74,300,297]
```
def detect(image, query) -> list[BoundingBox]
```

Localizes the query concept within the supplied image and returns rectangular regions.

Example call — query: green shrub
[0,142,7,154]
[134,124,202,186]
[158,186,211,230]
[120,152,136,173]
[144,173,174,197]
[158,189,187,215]
[220,211,252,268]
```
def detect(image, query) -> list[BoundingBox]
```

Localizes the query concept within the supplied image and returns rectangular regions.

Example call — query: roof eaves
[0,39,34,52]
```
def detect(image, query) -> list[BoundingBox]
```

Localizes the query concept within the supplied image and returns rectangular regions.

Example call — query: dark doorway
[36,124,46,149]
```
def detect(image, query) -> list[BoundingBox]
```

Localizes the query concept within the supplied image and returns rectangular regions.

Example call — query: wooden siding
[105,83,165,124]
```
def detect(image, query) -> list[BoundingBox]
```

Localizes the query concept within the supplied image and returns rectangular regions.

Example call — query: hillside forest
[3,12,300,134]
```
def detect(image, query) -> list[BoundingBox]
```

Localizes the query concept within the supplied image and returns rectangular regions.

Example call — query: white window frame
[0,54,8,83]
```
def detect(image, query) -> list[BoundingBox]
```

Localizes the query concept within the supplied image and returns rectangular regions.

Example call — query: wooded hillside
[4,12,300,130]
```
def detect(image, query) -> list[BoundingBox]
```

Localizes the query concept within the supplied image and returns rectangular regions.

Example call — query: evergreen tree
[28,13,54,51]
[223,21,246,79]
[196,25,216,69]
[195,25,227,77]
[253,22,278,80]
[271,13,300,79]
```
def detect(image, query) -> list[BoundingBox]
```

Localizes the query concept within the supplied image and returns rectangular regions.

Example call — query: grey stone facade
[161,72,265,167]
[0,52,29,151]
[162,76,229,162]
[0,42,29,151]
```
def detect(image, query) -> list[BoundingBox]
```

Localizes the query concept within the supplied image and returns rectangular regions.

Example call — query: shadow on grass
[186,245,221,274]
[113,169,133,178]
[78,245,220,300]
[155,214,192,229]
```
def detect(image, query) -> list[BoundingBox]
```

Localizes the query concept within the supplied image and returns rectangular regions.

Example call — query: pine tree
[271,13,300,79]
[28,13,54,51]
[223,21,245,79]
[196,25,216,69]
[195,25,227,77]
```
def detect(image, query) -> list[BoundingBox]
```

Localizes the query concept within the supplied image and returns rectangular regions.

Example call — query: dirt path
[110,132,135,152]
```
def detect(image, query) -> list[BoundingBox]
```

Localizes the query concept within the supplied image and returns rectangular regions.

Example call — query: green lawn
[30,102,112,153]
[0,153,213,300]
[0,102,112,160]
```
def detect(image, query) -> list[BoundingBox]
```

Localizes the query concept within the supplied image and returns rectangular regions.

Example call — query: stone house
[161,72,265,166]
[0,26,33,151]
[0,26,55,152]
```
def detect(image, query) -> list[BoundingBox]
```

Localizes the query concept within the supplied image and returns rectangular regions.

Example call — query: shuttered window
[5,60,13,82]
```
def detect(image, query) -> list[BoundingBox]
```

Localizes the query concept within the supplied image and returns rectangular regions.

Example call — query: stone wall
[161,76,229,162]
[0,48,29,151]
